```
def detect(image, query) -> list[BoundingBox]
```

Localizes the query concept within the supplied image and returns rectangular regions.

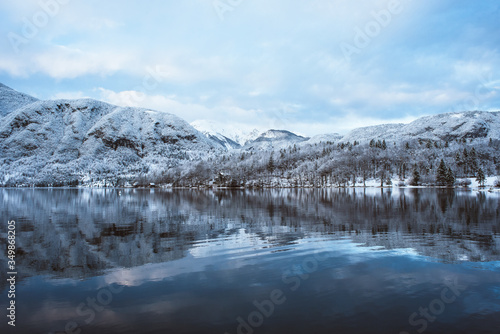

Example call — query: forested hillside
[155,135,500,188]
[1,84,499,188]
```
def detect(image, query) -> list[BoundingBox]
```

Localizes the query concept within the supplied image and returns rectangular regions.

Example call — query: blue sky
[1,0,499,135]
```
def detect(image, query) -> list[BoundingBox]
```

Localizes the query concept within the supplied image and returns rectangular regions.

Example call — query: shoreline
[2,185,499,191]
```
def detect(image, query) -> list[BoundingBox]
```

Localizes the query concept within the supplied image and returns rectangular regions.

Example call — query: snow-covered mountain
[0,83,38,118]
[192,120,311,151]
[0,85,222,186]
[194,111,500,152]
[303,133,343,145]
[243,129,309,151]
[340,123,404,143]
[204,132,241,150]
[1,83,499,187]
[190,123,242,150]
[340,111,500,144]
[400,111,500,141]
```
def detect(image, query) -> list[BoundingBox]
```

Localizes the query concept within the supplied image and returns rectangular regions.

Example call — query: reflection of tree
[0,188,499,287]
[438,189,455,213]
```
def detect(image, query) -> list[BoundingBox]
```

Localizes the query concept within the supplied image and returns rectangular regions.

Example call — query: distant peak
[258,129,305,139]
[262,129,294,135]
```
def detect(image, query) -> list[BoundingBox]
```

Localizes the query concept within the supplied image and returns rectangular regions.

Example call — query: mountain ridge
[0,84,499,187]
[0,83,38,118]
[0,88,222,186]
[340,111,500,144]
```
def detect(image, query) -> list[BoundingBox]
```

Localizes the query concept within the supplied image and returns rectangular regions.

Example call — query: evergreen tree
[445,167,455,187]
[469,147,478,175]
[410,168,420,186]
[462,148,469,175]
[476,168,486,187]
[470,147,477,159]
[436,159,448,186]
[267,153,275,174]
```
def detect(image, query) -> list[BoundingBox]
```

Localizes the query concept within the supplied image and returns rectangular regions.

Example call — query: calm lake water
[1,188,500,334]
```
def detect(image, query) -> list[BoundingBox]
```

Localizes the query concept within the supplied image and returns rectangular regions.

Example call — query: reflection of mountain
[0,189,499,288]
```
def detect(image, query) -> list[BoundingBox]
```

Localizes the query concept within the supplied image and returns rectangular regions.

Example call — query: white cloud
[97,88,263,124]
[1,0,499,132]
[0,55,29,77]
[278,113,419,137]
[185,109,419,138]
[33,45,136,79]
[0,45,138,79]
[86,17,122,31]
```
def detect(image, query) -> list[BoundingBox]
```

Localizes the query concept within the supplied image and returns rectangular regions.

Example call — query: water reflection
[1,188,498,280]
[0,188,499,334]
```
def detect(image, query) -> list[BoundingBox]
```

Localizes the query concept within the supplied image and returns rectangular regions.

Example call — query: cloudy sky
[1,0,499,136]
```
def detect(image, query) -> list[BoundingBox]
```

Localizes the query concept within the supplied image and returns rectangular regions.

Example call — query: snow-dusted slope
[340,123,404,143]
[400,111,500,141]
[0,95,221,185]
[243,129,309,151]
[80,105,218,159]
[0,99,116,162]
[0,83,38,118]
[340,111,500,143]
[204,132,241,150]
[2,83,499,187]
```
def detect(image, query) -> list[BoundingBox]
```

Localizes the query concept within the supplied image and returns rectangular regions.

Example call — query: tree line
[148,137,499,188]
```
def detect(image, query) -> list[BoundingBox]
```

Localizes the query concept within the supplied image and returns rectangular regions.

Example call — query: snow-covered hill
[1,83,499,187]
[0,83,38,118]
[340,111,500,144]
[205,132,241,150]
[0,94,221,186]
[400,111,500,141]
[303,133,343,145]
[190,124,242,150]
[341,123,404,143]
[243,129,309,151]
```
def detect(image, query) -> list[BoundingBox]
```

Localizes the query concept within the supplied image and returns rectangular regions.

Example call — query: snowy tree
[267,153,275,174]
[436,159,448,186]
[446,167,455,187]
[410,168,420,186]
[476,168,486,187]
